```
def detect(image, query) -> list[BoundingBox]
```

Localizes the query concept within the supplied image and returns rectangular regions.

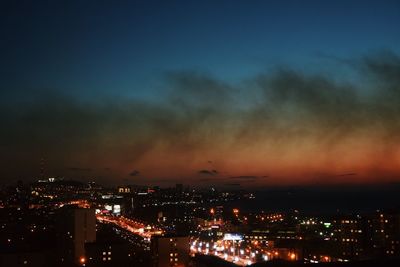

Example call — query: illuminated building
[85,242,131,266]
[117,186,131,194]
[365,212,400,258]
[151,236,189,267]
[332,217,364,260]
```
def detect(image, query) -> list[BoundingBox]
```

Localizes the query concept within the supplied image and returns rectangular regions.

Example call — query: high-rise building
[332,217,364,260]
[151,235,189,267]
[56,207,96,265]
[175,184,183,194]
[85,242,129,266]
[365,212,400,258]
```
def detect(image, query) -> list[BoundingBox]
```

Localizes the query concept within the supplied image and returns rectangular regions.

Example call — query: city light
[2,2,400,267]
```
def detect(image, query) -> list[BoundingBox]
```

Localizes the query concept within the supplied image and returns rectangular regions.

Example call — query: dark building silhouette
[56,207,96,266]
[151,235,190,267]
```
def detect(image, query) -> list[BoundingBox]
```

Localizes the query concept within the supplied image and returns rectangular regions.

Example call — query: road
[191,240,268,266]
[96,214,163,239]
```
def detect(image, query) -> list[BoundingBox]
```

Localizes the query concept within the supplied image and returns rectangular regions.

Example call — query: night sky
[1,0,400,186]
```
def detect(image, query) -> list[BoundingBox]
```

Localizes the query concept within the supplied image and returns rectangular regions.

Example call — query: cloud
[198,169,218,175]
[336,173,357,177]
[1,51,400,185]
[129,170,140,176]
[227,176,259,183]
[225,183,241,186]
[230,175,258,180]
[68,167,92,172]
[199,177,219,182]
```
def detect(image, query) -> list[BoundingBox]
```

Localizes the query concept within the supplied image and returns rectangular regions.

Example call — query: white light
[223,233,243,241]
[113,205,121,214]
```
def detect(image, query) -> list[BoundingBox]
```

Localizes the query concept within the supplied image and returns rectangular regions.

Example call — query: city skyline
[1,0,400,186]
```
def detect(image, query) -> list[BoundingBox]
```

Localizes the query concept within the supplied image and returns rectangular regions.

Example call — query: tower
[40,157,45,179]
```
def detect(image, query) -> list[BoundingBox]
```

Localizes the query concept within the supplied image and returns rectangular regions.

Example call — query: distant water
[228,184,400,215]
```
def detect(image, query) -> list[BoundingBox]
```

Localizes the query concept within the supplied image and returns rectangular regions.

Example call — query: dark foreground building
[151,235,190,267]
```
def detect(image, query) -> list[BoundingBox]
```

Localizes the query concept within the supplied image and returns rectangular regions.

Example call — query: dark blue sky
[1,0,399,101]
